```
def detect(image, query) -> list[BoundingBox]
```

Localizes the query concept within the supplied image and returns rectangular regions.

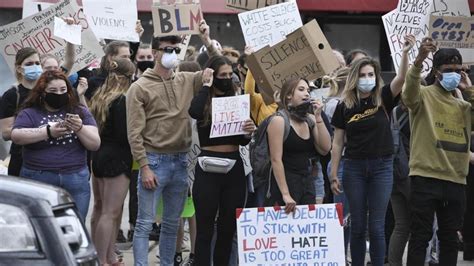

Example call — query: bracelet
[46,124,53,139]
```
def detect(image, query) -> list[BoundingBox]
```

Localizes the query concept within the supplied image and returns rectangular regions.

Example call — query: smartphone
[66,113,79,120]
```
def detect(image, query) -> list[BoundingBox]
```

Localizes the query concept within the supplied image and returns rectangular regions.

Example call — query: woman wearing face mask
[0,47,43,177]
[89,59,135,265]
[188,55,256,265]
[10,70,101,220]
[134,43,155,80]
[266,78,331,213]
[330,56,406,266]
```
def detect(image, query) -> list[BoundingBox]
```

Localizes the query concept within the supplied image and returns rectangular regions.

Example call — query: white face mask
[160,51,179,69]
[357,77,376,93]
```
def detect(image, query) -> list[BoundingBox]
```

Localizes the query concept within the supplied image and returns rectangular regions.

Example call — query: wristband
[46,124,53,139]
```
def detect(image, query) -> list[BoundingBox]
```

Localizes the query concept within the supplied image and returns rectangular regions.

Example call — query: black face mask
[136,60,155,72]
[288,100,312,121]
[213,77,234,93]
[44,93,69,109]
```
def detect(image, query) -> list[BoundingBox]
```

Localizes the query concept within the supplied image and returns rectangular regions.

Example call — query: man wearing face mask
[134,43,155,80]
[126,20,219,266]
[402,39,471,265]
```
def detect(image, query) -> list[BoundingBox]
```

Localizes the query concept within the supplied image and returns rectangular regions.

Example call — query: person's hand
[135,20,144,38]
[50,122,69,138]
[62,17,75,25]
[77,77,88,97]
[242,119,256,134]
[282,194,296,214]
[64,114,83,132]
[244,45,254,55]
[198,20,211,44]
[202,68,214,87]
[414,37,437,68]
[141,165,158,189]
[459,71,472,91]
[330,178,342,195]
[402,34,416,53]
[311,99,323,117]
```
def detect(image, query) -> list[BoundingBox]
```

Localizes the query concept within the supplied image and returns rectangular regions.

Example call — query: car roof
[0,175,74,207]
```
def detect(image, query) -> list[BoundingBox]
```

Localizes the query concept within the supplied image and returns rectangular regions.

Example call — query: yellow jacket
[244,71,278,126]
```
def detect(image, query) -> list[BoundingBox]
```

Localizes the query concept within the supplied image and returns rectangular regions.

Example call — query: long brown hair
[21,70,83,117]
[90,58,135,132]
[278,78,309,111]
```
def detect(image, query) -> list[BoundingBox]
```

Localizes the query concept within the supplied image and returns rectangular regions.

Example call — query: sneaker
[127,229,134,242]
[116,229,127,243]
[149,223,161,241]
[174,252,183,266]
[184,253,194,266]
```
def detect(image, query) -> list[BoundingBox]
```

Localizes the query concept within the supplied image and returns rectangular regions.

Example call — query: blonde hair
[341,57,383,109]
[322,67,350,97]
[90,58,135,132]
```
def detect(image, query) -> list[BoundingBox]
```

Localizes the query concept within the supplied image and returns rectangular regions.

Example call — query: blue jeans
[343,156,393,266]
[20,166,91,220]
[313,161,325,201]
[133,153,188,266]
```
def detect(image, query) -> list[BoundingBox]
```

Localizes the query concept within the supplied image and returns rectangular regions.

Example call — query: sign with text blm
[236,204,345,266]
[238,1,302,51]
[210,94,250,138]
[82,0,140,42]
[246,19,340,104]
[226,0,288,11]
[151,3,203,36]
[429,15,474,49]
[0,0,104,74]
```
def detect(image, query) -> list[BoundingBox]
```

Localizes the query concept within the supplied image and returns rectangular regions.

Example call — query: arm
[75,125,100,151]
[390,35,415,97]
[310,101,331,155]
[62,41,75,75]
[11,127,48,145]
[126,84,148,167]
[267,116,296,213]
[76,77,89,108]
[329,127,345,195]
[188,86,210,120]
[0,117,14,140]
[198,20,221,57]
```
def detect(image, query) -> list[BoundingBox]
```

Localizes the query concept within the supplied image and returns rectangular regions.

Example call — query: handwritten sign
[151,2,203,36]
[187,119,201,183]
[0,0,104,74]
[247,19,340,104]
[429,15,474,49]
[238,1,302,51]
[240,145,252,176]
[210,94,250,138]
[82,0,139,42]
[22,0,54,18]
[395,0,433,36]
[236,204,345,265]
[54,17,82,45]
[226,0,288,11]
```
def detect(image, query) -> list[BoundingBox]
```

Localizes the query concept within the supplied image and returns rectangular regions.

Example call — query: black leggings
[192,150,246,266]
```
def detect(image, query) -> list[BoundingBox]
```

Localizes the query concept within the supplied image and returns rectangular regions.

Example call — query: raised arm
[390,34,415,97]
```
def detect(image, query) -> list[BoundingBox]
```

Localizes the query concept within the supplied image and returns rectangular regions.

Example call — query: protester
[10,70,100,219]
[134,43,155,79]
[345,49,368,66]
[126,20,219,266]
[89,58,135,265]
[330,35,414,265]
[403,39,471,265]
[265,78,331,212]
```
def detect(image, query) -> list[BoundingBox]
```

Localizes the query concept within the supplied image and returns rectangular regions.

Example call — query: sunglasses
[158,47,181,54]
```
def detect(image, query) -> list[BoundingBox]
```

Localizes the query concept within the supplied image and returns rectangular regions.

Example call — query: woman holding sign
[188,55,256,266]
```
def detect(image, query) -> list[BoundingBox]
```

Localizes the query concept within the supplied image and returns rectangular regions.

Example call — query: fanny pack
[198,156,236,174]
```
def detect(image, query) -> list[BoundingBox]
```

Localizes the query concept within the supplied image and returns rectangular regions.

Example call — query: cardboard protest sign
[236,204,345,265]
[0,0,104,74]
[152,2,203,36]
[82,0,139,42]
[429,15,474,49]
[22,0,54,18]
[210,94,250,138]
[226,0,288,11]
[431,0,470,16]
[238,1,302,51]
[54,17,82,45]
[178,34,192,60]
[247,19,340,104]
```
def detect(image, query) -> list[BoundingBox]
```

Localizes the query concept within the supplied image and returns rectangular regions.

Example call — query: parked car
[0,175,98,265]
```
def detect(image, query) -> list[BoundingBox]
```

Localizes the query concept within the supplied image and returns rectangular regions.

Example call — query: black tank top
[282,125,316,175]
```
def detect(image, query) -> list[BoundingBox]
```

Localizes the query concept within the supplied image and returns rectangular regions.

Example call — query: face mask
[44,93,69,109]
[213,77,234,93]
[357,78,376,93]
[160,52,178,69]
[288,100,312,121]
[23,65,43,81]
[136,60,155,72]
[68,72,78,85]
[439,72,461,92]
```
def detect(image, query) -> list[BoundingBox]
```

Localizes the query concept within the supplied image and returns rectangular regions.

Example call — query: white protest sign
[22,0,54,18]
[0,0,104,74]
[237,204,345,265]
[178,34,192,60]
[82,0,139,42]
[54,17,82,45]
[210,94,250,138]
[238,1,302,51]
[186,119,201,184]
[395,0,433,37]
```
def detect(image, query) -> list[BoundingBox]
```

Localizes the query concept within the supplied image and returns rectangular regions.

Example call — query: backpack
[249,110,315,189]
[391,106,410,181]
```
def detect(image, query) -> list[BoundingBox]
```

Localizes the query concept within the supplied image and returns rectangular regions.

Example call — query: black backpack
[391,105,410,181]
[249,110,315,189]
